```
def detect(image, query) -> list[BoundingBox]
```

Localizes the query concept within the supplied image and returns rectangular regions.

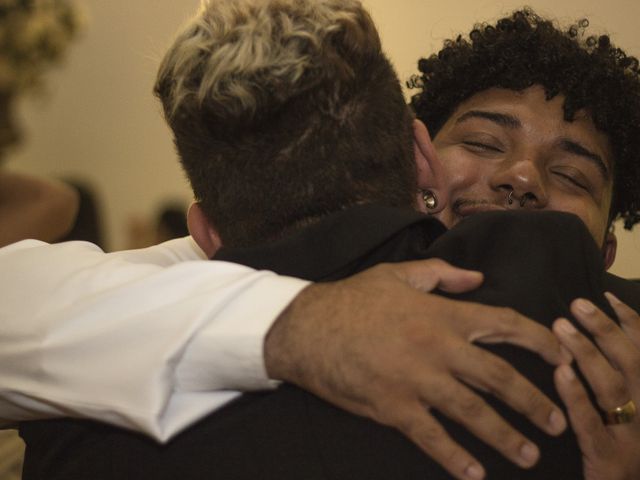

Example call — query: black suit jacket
[21,206,640,480]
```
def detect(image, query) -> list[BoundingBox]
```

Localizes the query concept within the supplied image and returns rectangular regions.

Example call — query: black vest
[21,207,640,480]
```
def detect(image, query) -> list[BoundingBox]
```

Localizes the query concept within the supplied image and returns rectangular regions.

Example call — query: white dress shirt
[0,237,309,441]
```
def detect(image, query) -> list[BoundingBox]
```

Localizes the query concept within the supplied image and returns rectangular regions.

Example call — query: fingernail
[604,291,621,305]
[558,318,577,335]
[559,364,575,382]
[519,442,539,465]
[548,409,566,433]
[575,299,595,315]
[464,463,485,480]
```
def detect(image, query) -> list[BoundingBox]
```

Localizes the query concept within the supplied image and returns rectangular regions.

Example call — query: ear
[602,231,617,270]
[187,202,222,258]
[413,119,448,213]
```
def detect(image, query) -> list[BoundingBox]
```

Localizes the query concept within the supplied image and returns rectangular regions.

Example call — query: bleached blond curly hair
[156,0,381,123]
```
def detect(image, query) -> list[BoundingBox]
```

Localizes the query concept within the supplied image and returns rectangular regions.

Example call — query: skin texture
[554,294,640,480]
[264,260,570,480]
[432,86,614,254]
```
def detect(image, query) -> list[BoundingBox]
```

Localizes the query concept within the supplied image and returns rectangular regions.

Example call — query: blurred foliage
[0,0,82,95]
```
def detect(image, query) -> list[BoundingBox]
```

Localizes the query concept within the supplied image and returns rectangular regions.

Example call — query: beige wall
[7,0,640,277]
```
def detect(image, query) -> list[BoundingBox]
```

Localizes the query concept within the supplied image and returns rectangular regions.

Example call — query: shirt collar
[214,204,447,281]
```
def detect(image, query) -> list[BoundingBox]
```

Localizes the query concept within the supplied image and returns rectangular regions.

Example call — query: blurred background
[5,0,640,276]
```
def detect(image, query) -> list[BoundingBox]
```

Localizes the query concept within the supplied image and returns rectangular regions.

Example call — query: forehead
[440,86,615,177]
[449,87,606,140]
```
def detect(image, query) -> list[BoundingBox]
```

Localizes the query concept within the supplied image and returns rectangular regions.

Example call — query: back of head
[409,8,640,230]
[155,0,416,247]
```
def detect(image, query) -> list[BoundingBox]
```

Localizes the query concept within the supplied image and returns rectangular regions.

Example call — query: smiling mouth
[453,200,507,219]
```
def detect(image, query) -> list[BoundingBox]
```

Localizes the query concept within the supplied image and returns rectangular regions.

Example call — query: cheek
[438,147,485,191]
[431,149,483,228]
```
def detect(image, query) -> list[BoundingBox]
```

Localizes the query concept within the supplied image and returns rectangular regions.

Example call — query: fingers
[553,317,630,411]
[554,365,608,457]
[448,299,571,366]
[386,259,483,294]
[554,334,640,480]
[420,373,546,470]
[379,402,486,480]
[452,344,567,437]
[568,298,640,394]
[380,373,550,479]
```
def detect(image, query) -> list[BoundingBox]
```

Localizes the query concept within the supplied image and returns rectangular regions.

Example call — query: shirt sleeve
[0,238,309,442]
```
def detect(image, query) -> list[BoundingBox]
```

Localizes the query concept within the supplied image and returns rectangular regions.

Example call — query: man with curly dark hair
[410,8,640,240]
[404,9,640,479]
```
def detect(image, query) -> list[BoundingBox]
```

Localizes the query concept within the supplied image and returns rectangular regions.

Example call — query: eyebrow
[456,110,521,129]
[456,109,610,181]
[559,139,610,180]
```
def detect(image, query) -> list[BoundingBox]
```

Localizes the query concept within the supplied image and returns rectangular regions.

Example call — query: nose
[490,157,548,208]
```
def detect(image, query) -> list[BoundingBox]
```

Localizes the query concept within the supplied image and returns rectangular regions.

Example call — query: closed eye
[553,171,588,191]
[462,141,503,153]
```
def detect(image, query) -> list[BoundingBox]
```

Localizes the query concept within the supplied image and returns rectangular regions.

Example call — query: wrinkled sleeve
[0,238,309,441]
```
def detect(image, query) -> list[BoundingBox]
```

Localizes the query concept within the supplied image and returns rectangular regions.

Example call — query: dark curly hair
[409,8,640,230]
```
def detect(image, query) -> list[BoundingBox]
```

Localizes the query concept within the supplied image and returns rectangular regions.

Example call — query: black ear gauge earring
[422,190,438,210]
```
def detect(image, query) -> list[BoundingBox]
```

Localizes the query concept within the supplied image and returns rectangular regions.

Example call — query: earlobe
[413,119,448,213]
[602,231,617,270]
[187,202,222,258]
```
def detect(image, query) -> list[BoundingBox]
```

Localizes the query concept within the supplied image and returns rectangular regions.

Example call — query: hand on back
[265,259,570,480]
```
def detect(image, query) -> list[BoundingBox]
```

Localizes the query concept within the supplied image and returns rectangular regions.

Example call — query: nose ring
[507,190,514,205]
